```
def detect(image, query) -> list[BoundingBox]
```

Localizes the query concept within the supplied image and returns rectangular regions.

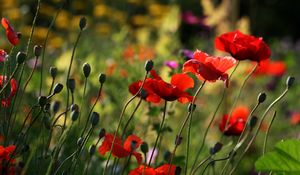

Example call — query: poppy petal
[170,73,194,91]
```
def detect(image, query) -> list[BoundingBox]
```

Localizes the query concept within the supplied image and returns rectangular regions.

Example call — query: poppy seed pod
[38,96,47,107]
[89,144,96,156]
[51,101,60,114]
[77,137,84,147]
[175,167,182,175]
[144,60,154,72]
[286,76,295,89]
[16,51,26,64]
[50,67,57,79]
[71,110,79,122]
[34,45,42,57]
[175,135,183,146]
[53,83,63,94]
[210,142,223,155]
[90,112,100,126]
[67,79,75,93]
[257,92,267,103]
[98,73,106,84]
[82,63,91,78]
[140,142,149,154]
[188,103,196,112]
[79,17,87,30]
[98,128,106,139]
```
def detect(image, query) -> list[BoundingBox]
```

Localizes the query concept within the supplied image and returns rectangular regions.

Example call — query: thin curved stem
[191,156,211,175]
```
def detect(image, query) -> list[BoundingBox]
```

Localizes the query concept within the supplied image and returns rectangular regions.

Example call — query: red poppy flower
[215,30,271,62]
[0,50,7,62]
[129,164,176,175]
[0,75,18,107]
[0,145,16,175]
[129,70,194,103]
[1,18,20,46]
[98,134,143,164]
[253,59,286,77]
[219,106,249,136]
[290,112,300,125]
[183,50,236,87]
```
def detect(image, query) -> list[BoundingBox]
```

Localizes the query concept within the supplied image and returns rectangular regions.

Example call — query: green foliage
[255,139,300,175]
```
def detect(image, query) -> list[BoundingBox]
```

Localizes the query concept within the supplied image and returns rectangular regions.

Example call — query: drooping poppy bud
[82,63,91,78]
[16,51,26,64]
[98,73,106,84]
[53,83,63,94]
[145,60,154,72]
[79,17,87,30]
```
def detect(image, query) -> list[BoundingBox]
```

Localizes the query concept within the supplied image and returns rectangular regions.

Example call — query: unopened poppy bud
[140,142,149,154]
[71,110,79,121]
[77,137,84,147]
[82,63,91,78]
[16,51,26,64]
[286,76,295,89]
[210,142,223,155]
[67,79,75,93]
[98,128,106,139]
[71,104,79,111]
[163,151,171,162]
[50,67,57,79]
[89,144,96,156]
[175,166,182,175]
[34,45,42,57]
[98,73,106,84]
[140,88,148,99]
[248,116,258,129]
[38,96,47,106]
[188,103,196,112]
[257,92,267,103]
[145,60,154,72]
[51,101,60,114]
[90,112,100,126]
[53,83,63,94]
[175,135,183,146]
[79,17,87,30]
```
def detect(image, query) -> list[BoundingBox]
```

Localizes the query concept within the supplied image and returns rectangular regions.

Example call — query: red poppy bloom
[219,106,249,136]
[183,50,236,87]
[290,112,300,125]
[98,134,143,164]
[0,50,7,62]
[253,59,286,77]
[215,30,271,62]
[0,145,16,175]
[0,75,18,107]
[129,70,194,103]
[1,18,20,46]
[129,164,176,175]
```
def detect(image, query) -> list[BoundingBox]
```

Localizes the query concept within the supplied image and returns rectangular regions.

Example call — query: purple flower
[164,60,179,69]
[181,49,194,60]
[146,148,158,165]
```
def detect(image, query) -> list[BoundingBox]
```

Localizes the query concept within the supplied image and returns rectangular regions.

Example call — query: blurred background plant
[0,0,299,174]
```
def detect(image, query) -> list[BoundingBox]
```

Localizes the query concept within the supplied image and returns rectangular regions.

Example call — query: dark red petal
[170,73,194,91]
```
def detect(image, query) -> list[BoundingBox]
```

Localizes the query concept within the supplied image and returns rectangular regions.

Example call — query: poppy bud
[145,60,154,72]
[82,63,91,78]
[89,144,96,156]
[71,104,79,111]
[98,128,106,139]
[257,92,267,103]
[98,73,106,84]
[67,79,75,93]
[140,88,148,99]
[79,17,87,30]
[140,142,149,154]
[90,112,100,126]
[286,76,295,89]
[248,116,258,129]
[34,45,42,57]
[210,142,223,155]
[77,137,84,147]
[38,96,47,106]
[175,135,183,146]
[53,83,63,94]
[163,151,171,162]
[188,103,196,112]
[71,110,79,122]
[16,51,26,64]
[17,32,22,39]
[50,67,57,79]
[51,101,60,114]
[175,166,182,175]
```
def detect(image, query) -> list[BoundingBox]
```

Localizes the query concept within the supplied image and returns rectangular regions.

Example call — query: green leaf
[255,139,300,175]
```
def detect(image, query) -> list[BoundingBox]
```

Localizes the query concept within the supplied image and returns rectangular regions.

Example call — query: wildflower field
[0,0,299,174]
